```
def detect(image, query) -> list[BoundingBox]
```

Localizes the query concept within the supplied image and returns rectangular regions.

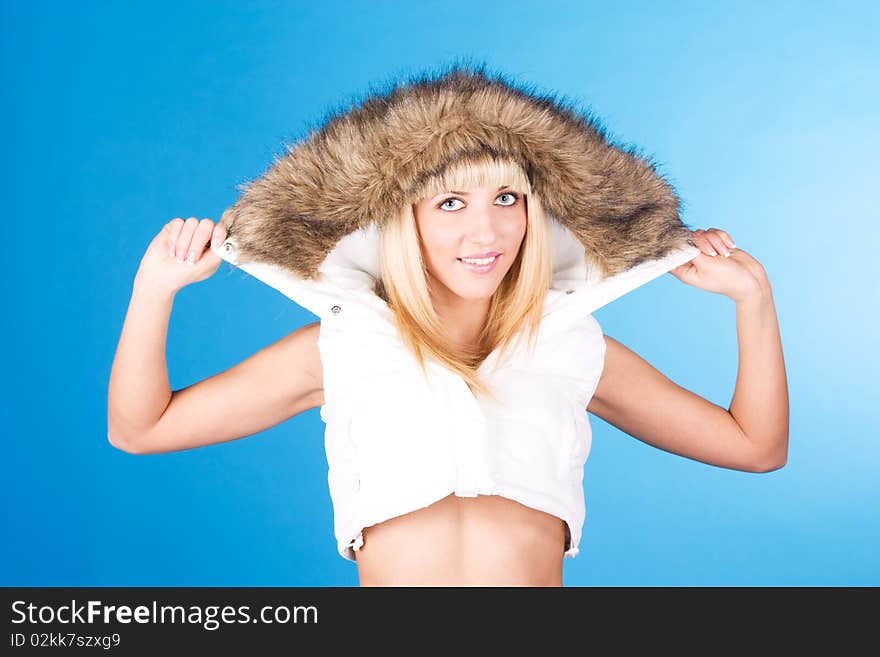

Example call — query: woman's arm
[107,274,324,454]
[727,283,789,469]
[107,278,177,445]
[587,232,789,473]
[107,217,224,444]
[587,336,771,473]
[107,218,325,455]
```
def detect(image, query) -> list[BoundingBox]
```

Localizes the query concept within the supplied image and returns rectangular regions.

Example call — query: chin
[430,267,505,301]
[448,279,502,301]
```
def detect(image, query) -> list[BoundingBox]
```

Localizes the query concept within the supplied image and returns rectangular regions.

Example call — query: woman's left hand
[669,228,770,304]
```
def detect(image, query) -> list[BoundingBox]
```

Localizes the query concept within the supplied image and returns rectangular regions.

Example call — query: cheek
[421,223,460,261]
[503,214,527,245]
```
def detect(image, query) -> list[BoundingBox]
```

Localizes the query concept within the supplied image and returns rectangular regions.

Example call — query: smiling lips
[459,251,501,260]
[458,253,500,274]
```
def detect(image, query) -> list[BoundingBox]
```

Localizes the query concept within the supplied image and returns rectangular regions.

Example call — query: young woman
[107,65,788,587]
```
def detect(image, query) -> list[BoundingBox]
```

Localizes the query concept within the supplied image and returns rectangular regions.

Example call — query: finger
[669,260,697,283]
[176,217,201,263]
[167,218,185,258]
[186,219,215,265]
[692,231,718,256]
[717,229,736,250]
[210,221,228,249]
[705,231,731,257]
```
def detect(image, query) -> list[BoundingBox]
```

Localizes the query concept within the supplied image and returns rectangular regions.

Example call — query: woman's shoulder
[300,318,322,366]
[276,321,324,400]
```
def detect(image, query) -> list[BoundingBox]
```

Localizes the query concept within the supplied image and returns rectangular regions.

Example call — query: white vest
[211,217,699,561]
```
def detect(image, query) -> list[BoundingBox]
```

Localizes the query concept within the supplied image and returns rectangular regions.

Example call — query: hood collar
[209,63,699,317]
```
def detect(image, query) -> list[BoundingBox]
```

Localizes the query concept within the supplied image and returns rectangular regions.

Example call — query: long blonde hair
[373,154,554,402]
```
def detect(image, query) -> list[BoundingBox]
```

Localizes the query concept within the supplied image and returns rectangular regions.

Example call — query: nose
[463,207,498,245]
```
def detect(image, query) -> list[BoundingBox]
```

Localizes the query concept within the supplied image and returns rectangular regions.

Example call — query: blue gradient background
[2,0,877,586]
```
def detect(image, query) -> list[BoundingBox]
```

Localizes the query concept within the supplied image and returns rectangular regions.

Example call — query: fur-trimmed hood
[209,63,699,318]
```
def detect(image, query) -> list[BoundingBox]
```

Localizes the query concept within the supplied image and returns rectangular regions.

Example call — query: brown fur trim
[219,62,694,280]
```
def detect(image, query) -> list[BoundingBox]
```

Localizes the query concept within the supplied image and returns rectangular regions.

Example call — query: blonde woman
[108,64,788,587]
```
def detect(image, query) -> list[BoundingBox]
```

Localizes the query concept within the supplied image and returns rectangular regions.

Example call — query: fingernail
[723,250,730,257]
[707,248,717,256]
[186,251,195,264]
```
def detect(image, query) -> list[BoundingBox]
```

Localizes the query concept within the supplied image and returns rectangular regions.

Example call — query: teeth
[460,255,497,265]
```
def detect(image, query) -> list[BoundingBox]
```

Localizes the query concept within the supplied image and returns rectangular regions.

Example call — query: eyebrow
[437,185,511,197]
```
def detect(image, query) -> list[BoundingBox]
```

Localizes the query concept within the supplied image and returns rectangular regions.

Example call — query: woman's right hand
[134,217,228,295]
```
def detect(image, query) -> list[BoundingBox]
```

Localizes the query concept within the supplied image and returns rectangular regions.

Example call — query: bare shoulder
[291,320,324,402]
[588,334,674,417]
[261,319,325,410]
[588,334,641,414]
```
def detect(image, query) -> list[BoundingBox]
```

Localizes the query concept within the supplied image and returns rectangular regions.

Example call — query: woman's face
[413,184,527,304]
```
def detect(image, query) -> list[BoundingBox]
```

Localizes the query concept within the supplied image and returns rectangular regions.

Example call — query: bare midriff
[353,493,567,586]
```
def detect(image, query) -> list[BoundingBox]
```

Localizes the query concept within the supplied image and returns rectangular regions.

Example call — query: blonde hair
[373,155,554,402]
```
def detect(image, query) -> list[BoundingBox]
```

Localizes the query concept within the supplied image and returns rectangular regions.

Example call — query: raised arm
[108,312,323,455]
[587,235,789,473]
[107,217,324,455]
[587,332,783,473]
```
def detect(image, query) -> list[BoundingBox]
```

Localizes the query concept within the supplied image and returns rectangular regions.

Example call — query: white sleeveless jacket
[210,221,698,561]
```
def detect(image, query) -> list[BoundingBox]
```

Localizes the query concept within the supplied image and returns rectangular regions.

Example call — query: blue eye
[439,198,463,210]
[437,192,520,211]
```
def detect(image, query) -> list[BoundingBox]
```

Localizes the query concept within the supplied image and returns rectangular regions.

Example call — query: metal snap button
[331,305,342,314]
[222,240,239,263]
